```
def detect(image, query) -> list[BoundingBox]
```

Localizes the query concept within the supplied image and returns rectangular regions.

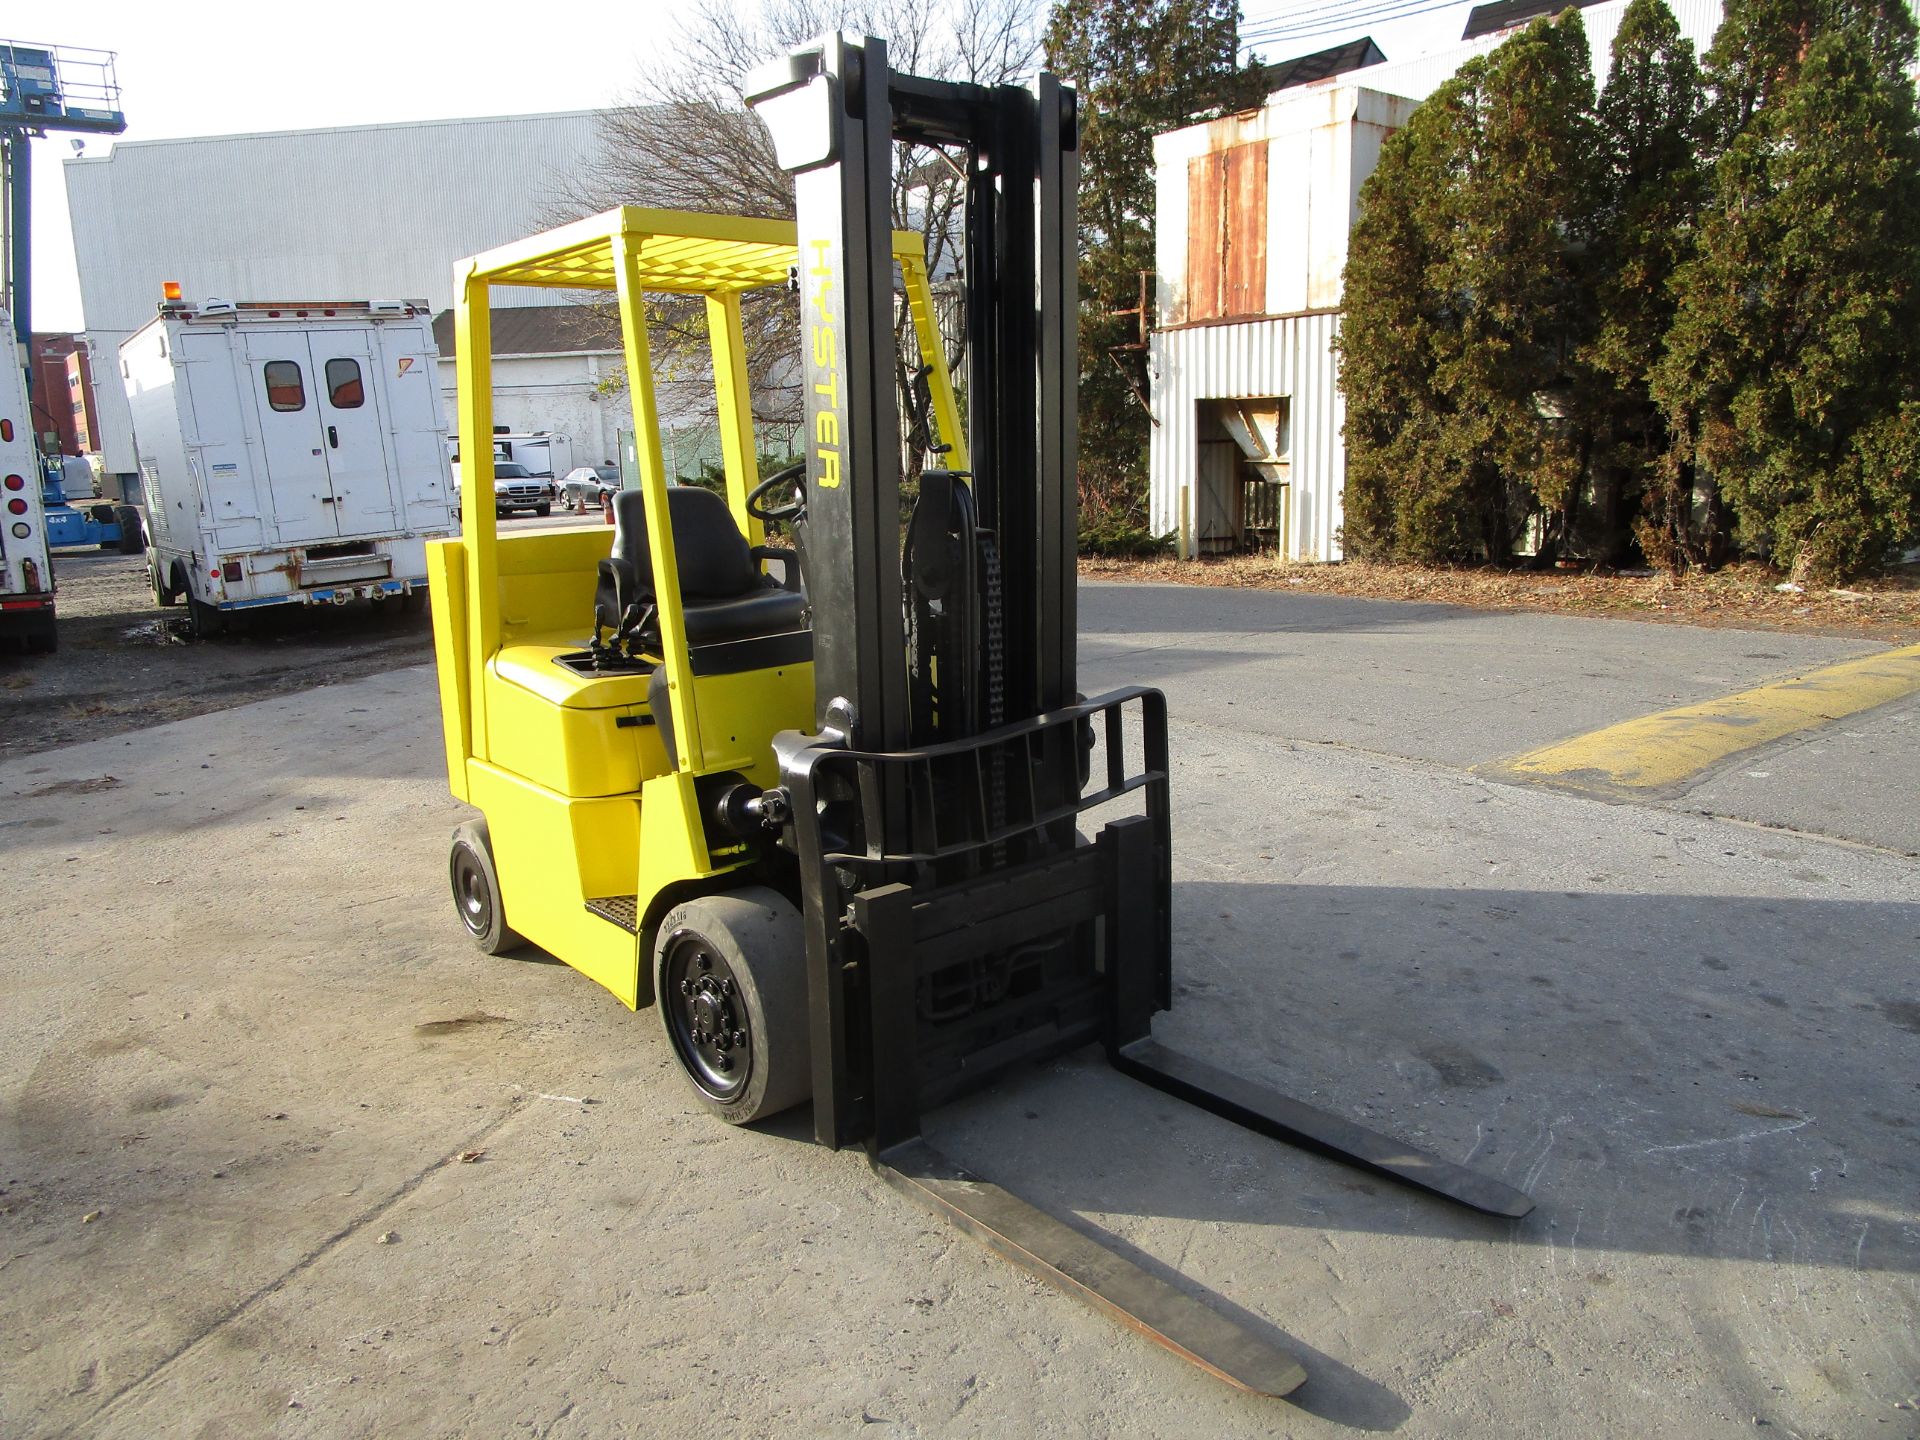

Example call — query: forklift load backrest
[595,486,806,649]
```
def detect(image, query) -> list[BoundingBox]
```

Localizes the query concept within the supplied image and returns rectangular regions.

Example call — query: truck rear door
[178,329,268,552]
[241,333,338,544]
[307,329,398,537]
[372,323,454,528]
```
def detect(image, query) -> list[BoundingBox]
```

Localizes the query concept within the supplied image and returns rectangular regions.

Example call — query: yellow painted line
[1481,643,1920,797]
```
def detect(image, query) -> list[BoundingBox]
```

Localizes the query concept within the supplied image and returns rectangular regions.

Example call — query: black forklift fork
[774,689,1531,1397]
[747,38,1531,1396]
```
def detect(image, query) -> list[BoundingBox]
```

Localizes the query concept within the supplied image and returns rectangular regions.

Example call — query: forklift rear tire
[654,887,809,1125]
[449,820,524,955]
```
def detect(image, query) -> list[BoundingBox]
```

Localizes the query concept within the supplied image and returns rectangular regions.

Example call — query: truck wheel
[23,618,57,654]
[449,820,523,955]
[653,887,810,1125]
[114,505,145,555]
[151,557,176,607]
[534,503,552,518]
[187,596,226,639]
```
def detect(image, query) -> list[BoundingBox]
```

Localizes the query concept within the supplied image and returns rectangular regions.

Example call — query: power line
[1240,0,1468,47]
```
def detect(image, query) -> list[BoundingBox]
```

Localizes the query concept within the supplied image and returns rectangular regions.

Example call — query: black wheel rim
[661,929,751,1102]
[451,846,493,940]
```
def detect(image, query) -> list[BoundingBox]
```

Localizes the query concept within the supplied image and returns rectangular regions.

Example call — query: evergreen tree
[1339,13,1597,562]
[1044,0,1263,549]
[1655,18,1920,581]
[1585,0,1704,567]
[1700,0,1917,147]
[1340,70,1488,561]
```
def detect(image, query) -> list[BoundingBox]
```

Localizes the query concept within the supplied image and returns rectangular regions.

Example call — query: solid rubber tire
[653,886,810,1125]
[449,820,524,955]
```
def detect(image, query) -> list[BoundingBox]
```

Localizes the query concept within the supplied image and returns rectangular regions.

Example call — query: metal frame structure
[429,207,964,1011]
[746,34,1532,1396]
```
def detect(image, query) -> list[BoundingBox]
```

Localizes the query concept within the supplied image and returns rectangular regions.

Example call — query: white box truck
[122,296,456,635]
[1,315,58,653]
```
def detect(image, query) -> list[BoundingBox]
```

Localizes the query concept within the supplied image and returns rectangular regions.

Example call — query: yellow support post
[707,292,764,547]
[898,246,970,473]
[611,232,705,779]
[455,265,498,761]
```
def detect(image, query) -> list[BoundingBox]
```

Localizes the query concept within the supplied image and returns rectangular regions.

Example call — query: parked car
[452,459,554,518]
[558,464,620,512]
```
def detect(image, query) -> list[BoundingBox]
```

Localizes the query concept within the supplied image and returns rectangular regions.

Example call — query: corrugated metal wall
[65,110,610,334]
[1148,312,1345,562]
[64,110,613,472]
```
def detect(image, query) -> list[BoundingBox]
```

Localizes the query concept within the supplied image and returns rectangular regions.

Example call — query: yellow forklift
[430,34,1531,1398]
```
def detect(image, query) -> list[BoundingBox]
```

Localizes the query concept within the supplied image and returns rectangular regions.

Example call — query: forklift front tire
[654,887,809,1125]
[449,821,523,955]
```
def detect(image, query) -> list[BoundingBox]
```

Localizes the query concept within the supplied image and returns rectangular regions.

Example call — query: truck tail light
[6,499,26,515]
[0,419,12,441]
[10,522,29,539]
[222,560,243,582]
[3,473,23,489]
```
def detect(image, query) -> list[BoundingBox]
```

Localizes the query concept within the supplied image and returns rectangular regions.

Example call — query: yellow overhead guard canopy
[465,204,930,294]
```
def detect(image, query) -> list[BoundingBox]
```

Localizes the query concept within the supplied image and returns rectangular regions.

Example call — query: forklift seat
[594,486,806,650]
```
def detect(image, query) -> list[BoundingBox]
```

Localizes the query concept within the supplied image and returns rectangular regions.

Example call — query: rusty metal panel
[1185,152,1225,322]
[1223,143,1267,318]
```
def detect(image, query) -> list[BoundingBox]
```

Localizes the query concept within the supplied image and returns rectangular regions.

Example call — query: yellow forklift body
[428,206,962,1010]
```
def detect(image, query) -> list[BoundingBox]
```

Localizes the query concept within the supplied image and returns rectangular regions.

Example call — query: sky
[17,0,1481,333]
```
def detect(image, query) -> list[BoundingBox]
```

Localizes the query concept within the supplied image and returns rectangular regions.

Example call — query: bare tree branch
[552,0,1042,462]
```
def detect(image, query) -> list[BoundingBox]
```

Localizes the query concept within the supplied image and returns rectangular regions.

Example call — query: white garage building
[1150,0,1725,559]
[64,109,620,486]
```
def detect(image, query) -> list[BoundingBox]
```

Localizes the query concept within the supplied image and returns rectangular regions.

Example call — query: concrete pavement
[1,585,1916,1438]
[1082,581,1920,854]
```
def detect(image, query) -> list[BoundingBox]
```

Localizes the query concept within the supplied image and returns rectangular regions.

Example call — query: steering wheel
[746,459,808,525]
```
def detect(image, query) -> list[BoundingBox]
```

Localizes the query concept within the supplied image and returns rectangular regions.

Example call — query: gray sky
[22,0,1479,332]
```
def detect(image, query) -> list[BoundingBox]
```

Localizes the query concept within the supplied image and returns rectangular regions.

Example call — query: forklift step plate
[873,1138,1309,1398]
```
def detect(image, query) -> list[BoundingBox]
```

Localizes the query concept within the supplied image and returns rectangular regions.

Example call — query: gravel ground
[0,550,434,762]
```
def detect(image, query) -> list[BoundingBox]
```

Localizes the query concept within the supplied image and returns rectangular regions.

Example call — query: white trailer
[122,297,456,634]
[494,430,572,479]
[1,316,57,652]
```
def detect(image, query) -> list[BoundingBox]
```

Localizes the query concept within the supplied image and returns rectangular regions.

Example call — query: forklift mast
[749,35,1078,747]
[749,37,1145,1155]
[742,37,1530,1396]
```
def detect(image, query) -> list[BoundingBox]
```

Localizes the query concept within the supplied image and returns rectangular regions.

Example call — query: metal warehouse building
[1150,0,1725,560]
[64,110,614,484]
